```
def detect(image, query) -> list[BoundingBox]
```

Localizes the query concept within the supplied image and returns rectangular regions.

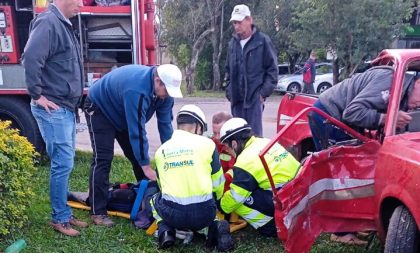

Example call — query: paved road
[76,95,283,157]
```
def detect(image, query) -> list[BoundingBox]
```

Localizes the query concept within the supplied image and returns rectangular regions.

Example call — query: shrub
[0,121,38,239]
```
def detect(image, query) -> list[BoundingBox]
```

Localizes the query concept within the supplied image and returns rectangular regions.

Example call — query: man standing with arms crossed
[23,0,87,236]
[225,4,278,137]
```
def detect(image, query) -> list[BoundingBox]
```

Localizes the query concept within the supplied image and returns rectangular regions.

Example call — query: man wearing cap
[83,64,182,226]
[151,104,233,251]
[225,4,278,137]
[218,118,300,237]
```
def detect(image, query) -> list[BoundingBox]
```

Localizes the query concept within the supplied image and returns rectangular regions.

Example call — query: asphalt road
[76,95,283,157]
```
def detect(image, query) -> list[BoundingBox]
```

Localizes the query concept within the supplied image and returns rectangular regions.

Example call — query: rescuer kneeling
[150,104,234,252]
[218,118,300,237]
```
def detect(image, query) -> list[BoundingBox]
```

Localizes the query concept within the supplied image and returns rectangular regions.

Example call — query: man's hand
[142,164,157,181]
[260,95,265,103]
[35,95,59,113]
[396,110,412,129]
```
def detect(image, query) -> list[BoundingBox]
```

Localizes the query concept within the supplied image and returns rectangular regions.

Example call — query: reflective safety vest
[154,130,225,205]
[221,136,300,228]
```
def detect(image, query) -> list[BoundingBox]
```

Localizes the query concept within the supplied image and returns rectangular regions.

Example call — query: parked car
[278,63,301,79]
[275,63,333,94]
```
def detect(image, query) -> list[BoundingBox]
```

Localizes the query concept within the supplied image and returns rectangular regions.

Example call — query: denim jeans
[31,104,76,223]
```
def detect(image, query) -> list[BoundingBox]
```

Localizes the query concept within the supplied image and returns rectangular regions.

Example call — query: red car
[261,49,420,253]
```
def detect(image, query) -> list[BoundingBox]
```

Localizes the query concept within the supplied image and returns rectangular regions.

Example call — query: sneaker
[50,222,80,237]
[158,230,175,249]
[69,216,89,228]
[91,215,114,227]
[216,220,234,252]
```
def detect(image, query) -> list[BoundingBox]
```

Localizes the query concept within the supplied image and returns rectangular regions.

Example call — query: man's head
[310,50,317,60]
[212,111,232,140]
[220,117,252,156]
[177,104,207,135]
[408,78,420,110]
[54,0,82,18]
[154,64,183,99]
[230,4,253,39]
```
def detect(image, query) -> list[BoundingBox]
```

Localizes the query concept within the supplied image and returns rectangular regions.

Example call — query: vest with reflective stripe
[235,136,300,190]
[155,130,217,205]
[221,136,300,227]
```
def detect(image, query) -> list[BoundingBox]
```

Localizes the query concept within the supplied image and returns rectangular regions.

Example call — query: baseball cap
[157,64,183,98]
[230,4,251,22]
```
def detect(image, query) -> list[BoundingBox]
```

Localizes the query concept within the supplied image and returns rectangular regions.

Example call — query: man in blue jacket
[83,64,182,226]
[225,4,278,137]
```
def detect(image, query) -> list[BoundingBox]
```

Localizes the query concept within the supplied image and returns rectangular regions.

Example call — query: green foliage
[0,121,37,239]
[175,44,191,69]
[292,0,414,78]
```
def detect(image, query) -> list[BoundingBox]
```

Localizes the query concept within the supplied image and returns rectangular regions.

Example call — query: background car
[275,63,333,94]
[278,63,301,79]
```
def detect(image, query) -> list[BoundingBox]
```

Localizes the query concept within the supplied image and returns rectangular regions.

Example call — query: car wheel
[317,82,332,94]
[384,205,419,253]
[287,82,301,93]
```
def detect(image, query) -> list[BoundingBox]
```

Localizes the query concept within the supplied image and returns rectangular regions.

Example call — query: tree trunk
[185,28,214,94]
[332,58,340,85]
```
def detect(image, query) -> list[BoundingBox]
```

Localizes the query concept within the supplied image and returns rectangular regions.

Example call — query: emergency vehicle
[262,49,420,252]
[0,0,156,153]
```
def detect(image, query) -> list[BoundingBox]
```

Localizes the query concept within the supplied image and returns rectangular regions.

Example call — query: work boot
[206,220,234,252]
[91,215,114,227]
[158,230,175,249]
[216,220,234,252]
[69,216,89,228]
[50,222,80,237]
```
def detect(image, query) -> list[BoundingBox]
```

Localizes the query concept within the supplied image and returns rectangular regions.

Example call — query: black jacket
[23,4,83,110]
[225,27,278,108]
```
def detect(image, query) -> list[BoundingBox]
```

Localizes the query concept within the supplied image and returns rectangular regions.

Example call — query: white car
[275,63,333,94]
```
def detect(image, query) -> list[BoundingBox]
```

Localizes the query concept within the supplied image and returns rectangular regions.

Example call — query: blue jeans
[308,100,351,151]
[31,105,76,223]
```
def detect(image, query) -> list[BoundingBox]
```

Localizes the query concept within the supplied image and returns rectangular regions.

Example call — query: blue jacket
[23,4,83,110]
[88,65,174,166]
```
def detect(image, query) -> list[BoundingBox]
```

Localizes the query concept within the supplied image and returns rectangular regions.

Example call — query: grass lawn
[1,151,382,253]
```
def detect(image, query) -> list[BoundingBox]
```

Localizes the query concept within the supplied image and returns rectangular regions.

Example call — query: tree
[293,0,414,83]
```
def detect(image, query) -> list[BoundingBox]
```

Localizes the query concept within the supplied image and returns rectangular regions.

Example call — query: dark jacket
[88,65,174,166]
[303,58,316,84]
[23,4,83,110]
[318,66,415,129]
[225,27,278,108]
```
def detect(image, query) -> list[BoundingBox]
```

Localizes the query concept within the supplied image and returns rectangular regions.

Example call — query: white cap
[157,64,183,98]
[220,117,251,143]
[230,4,251,22]
[177,104,207,131]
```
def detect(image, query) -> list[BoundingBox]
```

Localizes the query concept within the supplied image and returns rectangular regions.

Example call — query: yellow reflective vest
[220,136,300,228]
[154,130,225,205]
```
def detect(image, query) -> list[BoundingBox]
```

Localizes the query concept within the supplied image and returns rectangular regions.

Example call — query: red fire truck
[0,0,156,152]
[262,49,420,252]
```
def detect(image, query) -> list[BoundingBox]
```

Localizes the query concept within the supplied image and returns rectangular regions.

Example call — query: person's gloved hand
[224,169,233,192]
[142,165,157,181]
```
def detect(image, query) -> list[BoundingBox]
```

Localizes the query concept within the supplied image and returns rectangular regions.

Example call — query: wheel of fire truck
[0,97,44,154]
[384,205,419,253]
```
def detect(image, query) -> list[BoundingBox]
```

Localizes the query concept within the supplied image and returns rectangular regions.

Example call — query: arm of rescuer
[123,90,156,180]
[211,149,225,200]
[155,97,174,144]
[23,16,59,112]
[218,165,257,214]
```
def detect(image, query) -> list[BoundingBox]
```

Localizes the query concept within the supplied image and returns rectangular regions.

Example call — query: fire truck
[0,0,156,153]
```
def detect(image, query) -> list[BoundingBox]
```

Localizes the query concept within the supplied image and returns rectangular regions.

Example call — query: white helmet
[177,104,207,131]
[220,117,251,143]
[157,64,183,98]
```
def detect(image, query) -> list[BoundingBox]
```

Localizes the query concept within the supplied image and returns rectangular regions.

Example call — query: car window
[316,65,333,75]
[278,66,289,75]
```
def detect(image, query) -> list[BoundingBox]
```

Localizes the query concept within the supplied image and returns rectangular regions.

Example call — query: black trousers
[84,98,146,215]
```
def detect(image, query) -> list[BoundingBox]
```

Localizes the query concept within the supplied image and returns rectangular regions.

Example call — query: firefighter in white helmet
[218,117,300,237]
[151,104,234,252]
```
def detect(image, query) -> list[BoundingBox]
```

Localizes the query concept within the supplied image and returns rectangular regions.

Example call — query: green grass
[0,151,382,253]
